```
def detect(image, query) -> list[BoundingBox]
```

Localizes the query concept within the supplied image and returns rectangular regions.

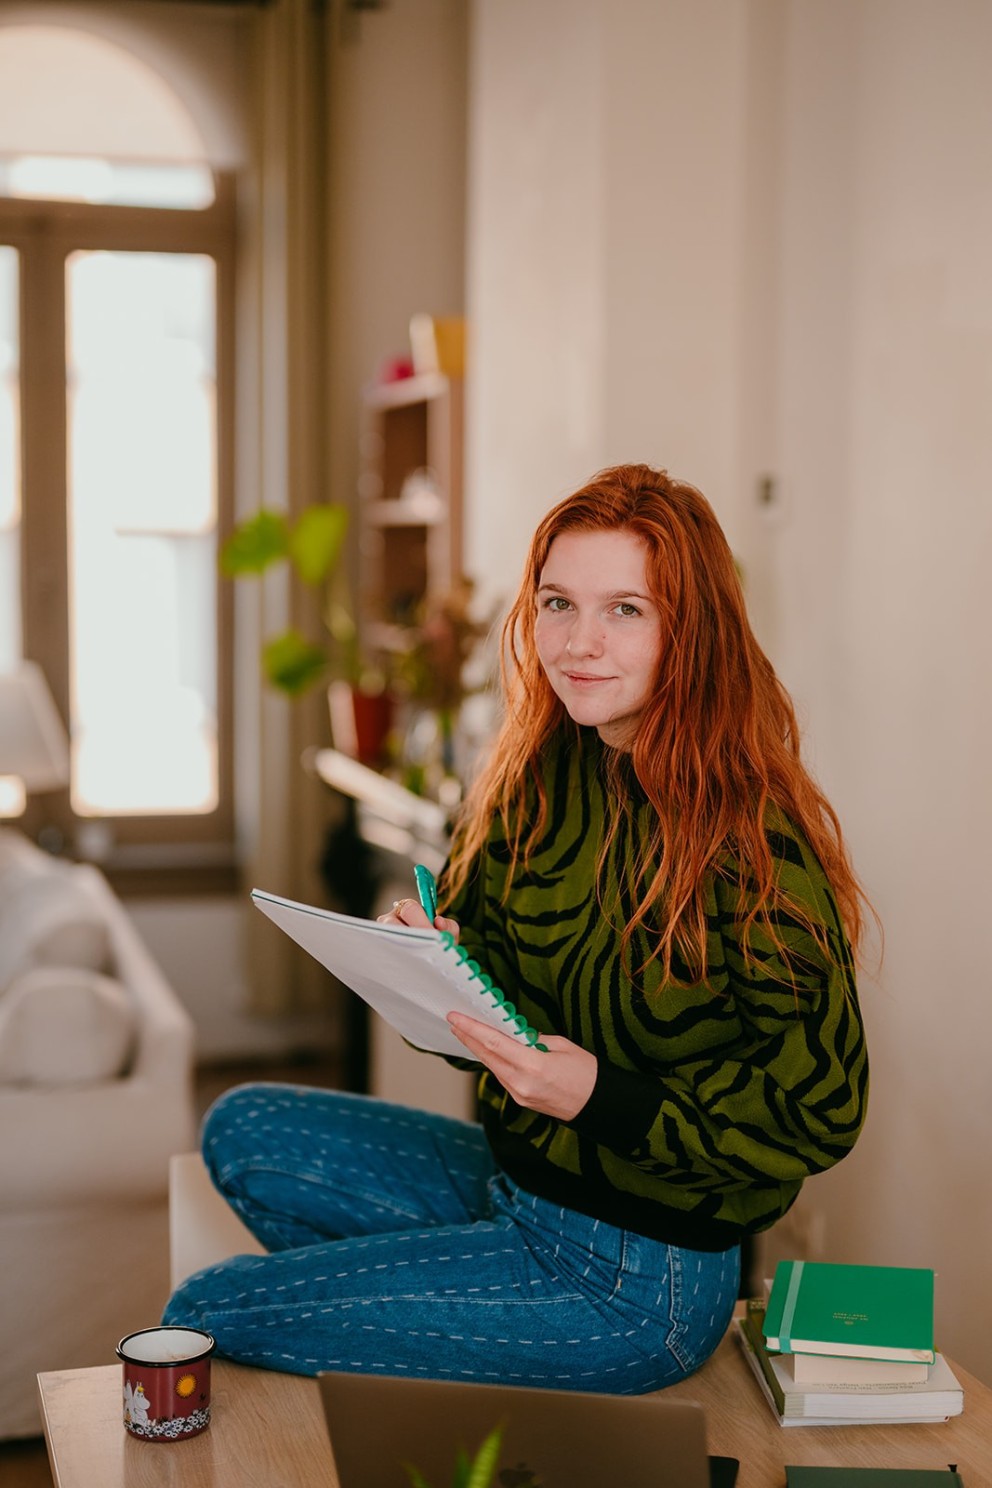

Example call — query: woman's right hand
[376,898,460,940]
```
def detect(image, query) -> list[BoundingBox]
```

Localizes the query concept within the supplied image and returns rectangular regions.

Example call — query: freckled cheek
[623,633,663,684]
[536,645,561,680]
[533,619,560,671]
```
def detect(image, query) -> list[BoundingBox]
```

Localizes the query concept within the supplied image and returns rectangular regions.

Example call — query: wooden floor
[0,1050,344,1487]
[0,1439,53,1488]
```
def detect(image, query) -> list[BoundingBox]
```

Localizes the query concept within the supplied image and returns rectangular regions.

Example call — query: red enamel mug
[117,1326,216,1441]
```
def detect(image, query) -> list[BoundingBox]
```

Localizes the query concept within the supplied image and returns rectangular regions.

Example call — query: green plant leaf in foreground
[289,503,349,586]
[464,1425,505,1488]
[402,1423,505,1488]
[451,1447,471,1488]
[219,509,289,576]
[262,629,329,695]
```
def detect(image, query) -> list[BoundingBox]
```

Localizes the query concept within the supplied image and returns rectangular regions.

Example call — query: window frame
[0,174,237,892]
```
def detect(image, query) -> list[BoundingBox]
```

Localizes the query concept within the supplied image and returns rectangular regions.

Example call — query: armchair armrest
[0,864,196,1208]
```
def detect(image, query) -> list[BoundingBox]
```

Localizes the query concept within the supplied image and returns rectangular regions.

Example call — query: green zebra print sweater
[445,726,868,1252]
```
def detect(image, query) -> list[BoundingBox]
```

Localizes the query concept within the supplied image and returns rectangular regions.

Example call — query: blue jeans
[163,1085,740,1393]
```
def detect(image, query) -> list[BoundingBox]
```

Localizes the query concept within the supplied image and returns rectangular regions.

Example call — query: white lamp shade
[0,661,71,791]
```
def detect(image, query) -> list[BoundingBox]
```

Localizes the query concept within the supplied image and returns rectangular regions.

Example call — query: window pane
[0,244,21,671]
[0,155,214,210]
[66,250,218,815]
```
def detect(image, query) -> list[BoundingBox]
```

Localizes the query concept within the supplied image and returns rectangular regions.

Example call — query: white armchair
[0,839,196,1438]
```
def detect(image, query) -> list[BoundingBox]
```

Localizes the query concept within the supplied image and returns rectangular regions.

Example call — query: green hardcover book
[785,1471,964,1485]
[764,1261,935,1364]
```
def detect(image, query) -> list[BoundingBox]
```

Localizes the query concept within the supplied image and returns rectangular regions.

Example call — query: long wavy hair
[442,463,871,983]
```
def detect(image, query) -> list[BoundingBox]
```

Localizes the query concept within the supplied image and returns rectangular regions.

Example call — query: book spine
[735,1319,786,1423]
[739,1311,786,1415]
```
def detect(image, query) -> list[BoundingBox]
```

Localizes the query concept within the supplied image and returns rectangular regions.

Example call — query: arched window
[0,23,235,882]
[0,24,215,206]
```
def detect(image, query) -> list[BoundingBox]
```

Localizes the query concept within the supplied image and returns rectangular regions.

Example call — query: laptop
[317,1371,739,1488]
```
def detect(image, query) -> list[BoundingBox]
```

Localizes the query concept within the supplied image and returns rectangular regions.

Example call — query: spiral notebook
[251,888,546,1058]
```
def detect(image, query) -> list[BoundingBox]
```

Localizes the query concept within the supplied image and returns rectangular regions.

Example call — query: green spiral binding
[439,931,548,1052]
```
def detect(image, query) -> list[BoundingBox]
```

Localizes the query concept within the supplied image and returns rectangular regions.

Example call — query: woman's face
[534,527,663,747]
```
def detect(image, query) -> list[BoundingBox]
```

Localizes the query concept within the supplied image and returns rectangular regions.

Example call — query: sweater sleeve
[569,872,869,1187]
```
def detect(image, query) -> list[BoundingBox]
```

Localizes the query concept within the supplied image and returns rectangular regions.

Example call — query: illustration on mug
[122,1372,211,1440]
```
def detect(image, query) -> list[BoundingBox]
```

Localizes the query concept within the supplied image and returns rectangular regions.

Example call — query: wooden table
[680,1331,992,1482]
[38,1361,330,1488]
[38,1328,992,1487]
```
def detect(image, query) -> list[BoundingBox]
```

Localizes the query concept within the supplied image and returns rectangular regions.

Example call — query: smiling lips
[562,671,614,686]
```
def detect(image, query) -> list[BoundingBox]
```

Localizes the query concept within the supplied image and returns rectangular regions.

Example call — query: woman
[164,463,869,1392]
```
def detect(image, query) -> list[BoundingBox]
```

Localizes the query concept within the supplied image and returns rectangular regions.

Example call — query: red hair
[442,463,871,982]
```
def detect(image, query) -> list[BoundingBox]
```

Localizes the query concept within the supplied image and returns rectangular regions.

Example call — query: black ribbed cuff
[568,1060,664,1154]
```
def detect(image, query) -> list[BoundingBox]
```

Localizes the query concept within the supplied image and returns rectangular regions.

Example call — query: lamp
[0,661,71,817]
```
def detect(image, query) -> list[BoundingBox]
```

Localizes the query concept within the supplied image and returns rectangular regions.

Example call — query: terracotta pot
[328,681,394,767]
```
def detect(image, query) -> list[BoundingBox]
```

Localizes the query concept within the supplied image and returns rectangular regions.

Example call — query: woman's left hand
[446,1012,597,1121]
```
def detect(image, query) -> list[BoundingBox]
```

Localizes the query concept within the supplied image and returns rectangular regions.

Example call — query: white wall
[466,0,992,1383]
[464,0,606,599]
[466,0,755,607]
[327,0,468,513]
[766,0,992,1387]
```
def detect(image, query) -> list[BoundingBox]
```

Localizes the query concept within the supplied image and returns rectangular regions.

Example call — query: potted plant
[219,503,394,765]
[393,577,496,795]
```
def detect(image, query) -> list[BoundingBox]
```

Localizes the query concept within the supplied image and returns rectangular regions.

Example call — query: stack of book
[735,1260,964,1427]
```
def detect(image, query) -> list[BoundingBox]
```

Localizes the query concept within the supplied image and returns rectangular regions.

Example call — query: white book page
[251,889,539,1058]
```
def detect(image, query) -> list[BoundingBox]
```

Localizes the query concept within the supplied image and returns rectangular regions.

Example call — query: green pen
[414,863,438,922]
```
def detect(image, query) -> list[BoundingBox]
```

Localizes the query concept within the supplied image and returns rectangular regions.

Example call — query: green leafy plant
[220,503,367,697]
[403,1423,506,1488]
